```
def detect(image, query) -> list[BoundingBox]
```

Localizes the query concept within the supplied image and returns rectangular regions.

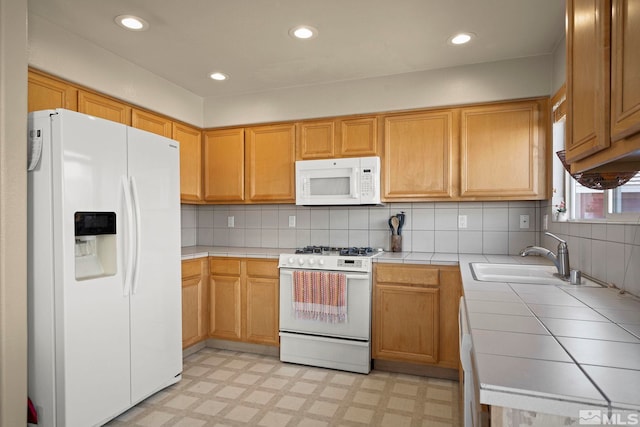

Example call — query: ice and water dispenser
[74,212,117,280]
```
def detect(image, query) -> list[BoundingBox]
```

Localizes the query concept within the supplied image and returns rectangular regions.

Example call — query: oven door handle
[280,270,369,281]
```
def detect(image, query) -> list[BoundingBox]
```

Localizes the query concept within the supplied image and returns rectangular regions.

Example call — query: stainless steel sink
[470,262,567,285]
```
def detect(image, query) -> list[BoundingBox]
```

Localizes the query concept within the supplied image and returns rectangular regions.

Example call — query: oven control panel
[278,253,373,272]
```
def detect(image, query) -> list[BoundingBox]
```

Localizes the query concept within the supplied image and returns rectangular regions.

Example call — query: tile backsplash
[543,201,640,297]
[182,201,640,296]
[181,201,542,255]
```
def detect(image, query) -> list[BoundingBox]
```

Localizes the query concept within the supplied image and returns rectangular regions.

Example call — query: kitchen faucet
[520,232,570,280]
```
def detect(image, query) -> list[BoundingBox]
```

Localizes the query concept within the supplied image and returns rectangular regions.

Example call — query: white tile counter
[181,246,292,260]
[459,254,640,418]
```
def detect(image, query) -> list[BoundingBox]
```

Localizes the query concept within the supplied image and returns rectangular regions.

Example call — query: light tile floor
[106,348,460,426]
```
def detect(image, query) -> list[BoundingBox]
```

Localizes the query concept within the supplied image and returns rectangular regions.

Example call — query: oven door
[279,268,371,340]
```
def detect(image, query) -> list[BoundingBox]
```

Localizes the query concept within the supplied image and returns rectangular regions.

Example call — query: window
[567,171,640,221]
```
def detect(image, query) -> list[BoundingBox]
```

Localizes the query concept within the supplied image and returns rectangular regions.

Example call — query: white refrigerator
[27,109,182,427]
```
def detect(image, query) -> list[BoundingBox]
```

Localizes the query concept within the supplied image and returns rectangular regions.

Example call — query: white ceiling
[27,0,566,99]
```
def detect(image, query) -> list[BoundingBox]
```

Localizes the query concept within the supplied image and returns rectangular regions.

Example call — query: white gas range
[278,246,379,374]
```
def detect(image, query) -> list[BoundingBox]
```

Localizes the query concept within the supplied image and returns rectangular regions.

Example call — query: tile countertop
[458,254,640,418]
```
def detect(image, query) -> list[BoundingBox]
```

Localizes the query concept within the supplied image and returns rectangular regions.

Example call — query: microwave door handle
[352,168,359,198]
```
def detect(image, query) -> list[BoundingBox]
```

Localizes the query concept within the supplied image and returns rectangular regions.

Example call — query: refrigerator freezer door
[54,109,132,426]
[127,127,182,404]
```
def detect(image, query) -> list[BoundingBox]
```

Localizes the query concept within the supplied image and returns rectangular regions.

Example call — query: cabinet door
[384,111,457,200]
[203,128,245,202]
[438,267,462,369]
[245,124,296,203]
[297,120,336,159]
[338,116,378,157]
[374,284,439,364]
[209,274,242,340]
[245,259,279,346]
[181,259,207,348]
[78,90,132,125]
[611,0,640,142]
[245,277,279,346]
[132,109,172,138]
[566,0,611,162]
[460,100,547,199]
[174,123,202,202]
[28,70,78,112]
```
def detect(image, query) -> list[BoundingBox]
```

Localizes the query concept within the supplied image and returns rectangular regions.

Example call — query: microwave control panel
[361,169,374,197]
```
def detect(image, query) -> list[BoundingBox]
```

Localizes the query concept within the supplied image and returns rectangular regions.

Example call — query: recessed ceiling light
[115,15,149,31]
[449,32,475,45]
[209,72,228,81]
[289,25,318,40]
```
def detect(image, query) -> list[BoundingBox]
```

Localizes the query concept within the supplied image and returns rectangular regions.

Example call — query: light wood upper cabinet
[28,70,78,112]
[245,123,296,203]
[338,117,378,157]
[297,116,378,160]
[383,110,458,200]
[460,99,547,199]
[132,108,172,138]
[297,120,336,159]
[203,128,245,202]
[567,0,640,172]
[610,0,640,143]
[181,258,208,349]
[174,123,203,203]
[78,90,131,125]
[373,264,461,369]
[566,0,611,163]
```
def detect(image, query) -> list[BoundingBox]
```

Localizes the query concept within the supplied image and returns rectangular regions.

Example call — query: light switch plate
[227,216,235,228]
[288,215,296,228]
[520,214,530,229]
[458,215,468,229]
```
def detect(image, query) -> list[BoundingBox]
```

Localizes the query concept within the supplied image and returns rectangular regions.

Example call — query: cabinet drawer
[181,259,202,279]
[210,258,242,275]
[246,259,278,278]
[375,264,439,286]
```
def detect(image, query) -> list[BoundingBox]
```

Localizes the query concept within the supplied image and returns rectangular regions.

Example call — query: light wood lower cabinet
[181,258,209,349]
[373,264,461,369]
[209,258,279,346]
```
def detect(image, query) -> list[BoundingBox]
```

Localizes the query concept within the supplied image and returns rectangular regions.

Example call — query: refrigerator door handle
[122,176,134,296]
[130,176,143,295]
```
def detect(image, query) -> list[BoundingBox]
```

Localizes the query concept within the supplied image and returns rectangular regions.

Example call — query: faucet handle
[545,232,566,245]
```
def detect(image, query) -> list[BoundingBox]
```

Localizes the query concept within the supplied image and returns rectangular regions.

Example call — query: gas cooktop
[294,246,377,257]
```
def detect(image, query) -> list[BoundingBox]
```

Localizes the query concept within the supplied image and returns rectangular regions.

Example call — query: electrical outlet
[288,215,296,228]
[543,214,549,231]
[519,214,530,229]
[458,215,468,229]
[227,216,234,228]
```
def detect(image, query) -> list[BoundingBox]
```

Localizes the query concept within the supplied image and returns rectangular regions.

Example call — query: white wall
[28,14,204,127]
[0,0,28,424]
[203,55,554,127]
[551,34,566,95]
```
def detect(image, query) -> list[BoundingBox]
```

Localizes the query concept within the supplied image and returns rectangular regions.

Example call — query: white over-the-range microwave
[295,156,381,206]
